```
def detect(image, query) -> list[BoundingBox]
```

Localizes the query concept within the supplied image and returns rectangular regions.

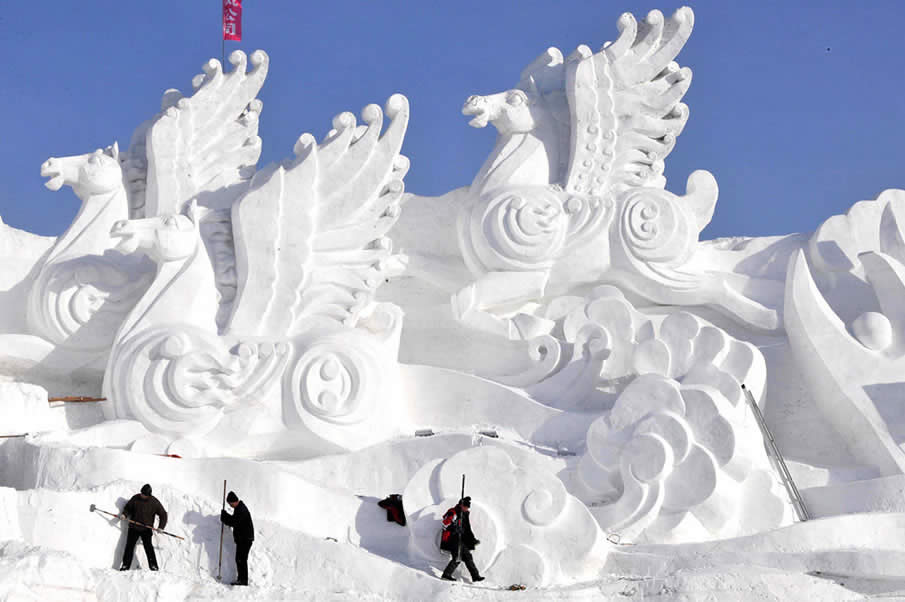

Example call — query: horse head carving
[110,206,201,264]
[463,51,569,195]
[41,143,124,199]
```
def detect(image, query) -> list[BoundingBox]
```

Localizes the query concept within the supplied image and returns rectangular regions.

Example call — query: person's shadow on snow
[183,509,236,582]
[98,496,131,570]
[354,495,417,566]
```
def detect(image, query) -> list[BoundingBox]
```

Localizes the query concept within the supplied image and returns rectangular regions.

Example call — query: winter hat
[227,491,239,504]
[459,496,471,507]
[140,484,152,496]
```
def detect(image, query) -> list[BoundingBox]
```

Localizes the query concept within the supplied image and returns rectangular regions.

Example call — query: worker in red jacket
[439,496,484,582]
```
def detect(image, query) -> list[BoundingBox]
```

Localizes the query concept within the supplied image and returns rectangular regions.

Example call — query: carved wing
[226,95,410,337]
[562,8,694,199]
[138,50,268,217]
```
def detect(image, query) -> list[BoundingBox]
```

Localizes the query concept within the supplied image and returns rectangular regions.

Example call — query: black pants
[235,539,253,584]
[442,547,480,580]
[121,528,157,570]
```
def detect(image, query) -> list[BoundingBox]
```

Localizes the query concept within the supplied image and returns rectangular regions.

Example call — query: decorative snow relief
[577,374,790,543]
[101,50,411,455]
[563,289,789,542]
[786,190,905,476]
[403,447,604,586]
[453,7,781,334]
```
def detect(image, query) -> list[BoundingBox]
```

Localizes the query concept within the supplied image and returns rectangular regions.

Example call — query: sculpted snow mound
[403,446,604,586]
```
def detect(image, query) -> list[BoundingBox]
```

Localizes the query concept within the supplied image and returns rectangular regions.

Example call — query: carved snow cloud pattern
[576,374,789,543]
[553,286,789,542]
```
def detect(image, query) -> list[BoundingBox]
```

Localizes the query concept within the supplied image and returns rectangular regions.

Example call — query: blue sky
[1,1,902,238]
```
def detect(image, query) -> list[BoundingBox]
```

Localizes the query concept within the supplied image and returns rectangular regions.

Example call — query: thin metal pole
[741,384,811,521]
[217,480,226,580]
[220,0,225,67]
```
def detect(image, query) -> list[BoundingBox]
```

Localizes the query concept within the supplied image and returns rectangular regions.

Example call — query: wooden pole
[48,396,106,402]
[0,434,27,439]
[217,480,226,580]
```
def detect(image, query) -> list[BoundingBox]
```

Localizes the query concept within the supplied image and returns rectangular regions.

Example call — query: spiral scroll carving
[285,331,389,429]
[461,187,568,274]
[289,345,367,424]
[618,188,695,266]
[29,257,152,352]
[105,326,290,437]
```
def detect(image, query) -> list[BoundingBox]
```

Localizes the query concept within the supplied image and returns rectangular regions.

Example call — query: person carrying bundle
[439,496,484,582]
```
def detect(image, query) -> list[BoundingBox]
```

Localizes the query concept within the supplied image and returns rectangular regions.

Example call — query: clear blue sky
[1,1,902,239]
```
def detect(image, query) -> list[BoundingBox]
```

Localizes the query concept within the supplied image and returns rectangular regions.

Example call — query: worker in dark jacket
[220,491,254,586]
[119,484,168,571]
[439,496,484,582]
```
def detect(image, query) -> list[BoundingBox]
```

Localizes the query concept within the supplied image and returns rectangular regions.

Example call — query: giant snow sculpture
[102,51,411,454]
[3,5,905,596]
[453,6,782,336]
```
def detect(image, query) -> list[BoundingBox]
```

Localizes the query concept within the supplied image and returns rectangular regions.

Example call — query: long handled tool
[217,480,226,580]
[457,474,465,559]
[741,384,811,521]
[89,504,185,540]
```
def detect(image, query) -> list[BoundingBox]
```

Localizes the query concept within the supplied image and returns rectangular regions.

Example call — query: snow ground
[4,425,905,601]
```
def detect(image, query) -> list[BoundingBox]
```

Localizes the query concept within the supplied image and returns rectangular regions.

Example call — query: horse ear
[186,199,202,225]
[524,76,540,98]
[107,141,120,160]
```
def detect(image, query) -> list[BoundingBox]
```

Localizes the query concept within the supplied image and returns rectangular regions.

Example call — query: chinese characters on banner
[223,0,242,41]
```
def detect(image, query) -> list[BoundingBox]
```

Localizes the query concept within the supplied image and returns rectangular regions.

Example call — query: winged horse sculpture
[454,7,782,336]
[2,50,263,379]
[102,51,410,455]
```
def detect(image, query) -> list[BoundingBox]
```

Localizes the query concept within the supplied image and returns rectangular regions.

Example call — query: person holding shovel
[119,484,168,571]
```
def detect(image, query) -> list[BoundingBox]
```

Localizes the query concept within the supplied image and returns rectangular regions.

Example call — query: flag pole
[220,0,225,67]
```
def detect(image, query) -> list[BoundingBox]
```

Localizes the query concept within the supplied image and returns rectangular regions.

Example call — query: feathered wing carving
[142,50,268,217]
[227,95,410,337]
[562,7,695,201]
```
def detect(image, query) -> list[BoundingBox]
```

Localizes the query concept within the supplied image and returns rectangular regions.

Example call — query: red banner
[223,0,242,41]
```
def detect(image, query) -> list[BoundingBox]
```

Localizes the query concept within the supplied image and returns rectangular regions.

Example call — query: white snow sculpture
[578,374,790,543]
[30,143,154,354]
[101,50,411,455]
[786,190,905,476]
[453,7,781,335]
[6,6,905,598]
[560,287,789,542]
[1,51,268,376]
[403,446,604,586]
[471,285,768,415]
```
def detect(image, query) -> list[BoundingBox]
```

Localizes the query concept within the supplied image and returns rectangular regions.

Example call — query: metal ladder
[741,384,811,521]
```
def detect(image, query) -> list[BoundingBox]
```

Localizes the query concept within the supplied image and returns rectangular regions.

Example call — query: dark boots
[441,548,483,582]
